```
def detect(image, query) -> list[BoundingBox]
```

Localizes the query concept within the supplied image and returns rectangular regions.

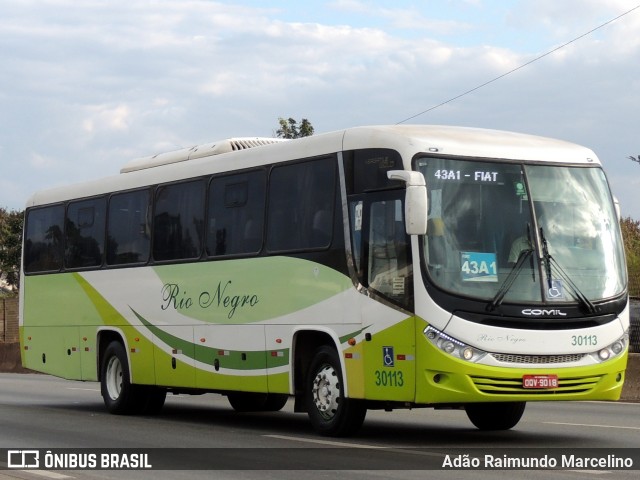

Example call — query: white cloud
[329,0,473,35]
[0,0,639,219]
[83,104,132,133]
[28,152,58,169]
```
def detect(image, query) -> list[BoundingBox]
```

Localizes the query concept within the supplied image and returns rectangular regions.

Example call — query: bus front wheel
[465,402,526,430]
[305,346,366,437]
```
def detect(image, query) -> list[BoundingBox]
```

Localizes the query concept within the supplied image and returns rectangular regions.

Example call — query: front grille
[471,375,602,395]
[491,353,586,365]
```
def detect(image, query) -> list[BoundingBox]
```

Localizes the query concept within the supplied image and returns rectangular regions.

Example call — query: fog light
[463,347,474,360]
[598,349,610,361]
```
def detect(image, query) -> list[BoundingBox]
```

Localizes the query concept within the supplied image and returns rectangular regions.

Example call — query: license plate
[522,374,559,389]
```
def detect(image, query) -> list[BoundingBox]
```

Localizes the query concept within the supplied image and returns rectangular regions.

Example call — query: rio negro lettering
[161,281,259,319]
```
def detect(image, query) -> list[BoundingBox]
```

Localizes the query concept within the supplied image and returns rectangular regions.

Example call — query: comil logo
[521,309,567,316]
[7,450,40,469]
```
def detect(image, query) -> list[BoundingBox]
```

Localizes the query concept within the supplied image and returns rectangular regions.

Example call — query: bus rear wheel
[100,340,166,415]
[305,346,366,437]
[141,386,167,414]
[465,402,526,430]
[101,341,139,414]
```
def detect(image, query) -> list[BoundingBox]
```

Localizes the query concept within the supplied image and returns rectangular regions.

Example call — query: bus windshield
[416,157,626,305]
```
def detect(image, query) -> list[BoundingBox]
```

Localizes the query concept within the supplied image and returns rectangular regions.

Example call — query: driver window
[366,198,412,307]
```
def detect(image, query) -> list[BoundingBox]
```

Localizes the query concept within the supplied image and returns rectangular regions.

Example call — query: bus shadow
[154,401,596,448]
[45,397,596,449]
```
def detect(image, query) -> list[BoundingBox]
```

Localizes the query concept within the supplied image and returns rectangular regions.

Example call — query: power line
[396,4,640,125]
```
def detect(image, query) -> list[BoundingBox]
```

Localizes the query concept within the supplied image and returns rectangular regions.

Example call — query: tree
[276,117,314,139]
[620,216,640,298]
[0,208,24,293]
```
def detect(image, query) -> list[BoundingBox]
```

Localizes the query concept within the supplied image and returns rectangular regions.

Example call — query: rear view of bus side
[20,125,629,436]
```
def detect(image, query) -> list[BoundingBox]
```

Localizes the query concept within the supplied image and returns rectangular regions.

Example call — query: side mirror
[387,170,428,235]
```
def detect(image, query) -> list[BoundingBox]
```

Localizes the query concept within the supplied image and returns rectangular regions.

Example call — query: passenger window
[65,198,107,268]
[267,158,336,252]
[207,170,266,256]
[24,205,65,273]
[107,190,151,265]
[153,180,205,261]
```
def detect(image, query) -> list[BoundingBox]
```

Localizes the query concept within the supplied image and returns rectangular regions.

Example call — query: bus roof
[25,125,600,208]
[120,137,288,173]
[344,125,599,164]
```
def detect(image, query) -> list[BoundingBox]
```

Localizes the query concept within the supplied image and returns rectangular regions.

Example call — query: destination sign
[433,169,500,183]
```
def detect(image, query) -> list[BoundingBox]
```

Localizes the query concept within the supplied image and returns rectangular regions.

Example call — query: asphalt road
[0,373,638,480]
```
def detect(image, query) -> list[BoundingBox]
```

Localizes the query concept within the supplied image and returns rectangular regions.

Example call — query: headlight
[590,331,629,363]
[462,347,475,360]
[423,325,487,363]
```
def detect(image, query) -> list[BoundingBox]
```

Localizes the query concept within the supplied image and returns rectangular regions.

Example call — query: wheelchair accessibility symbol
[383,346,395,367]
[547,279,564,299]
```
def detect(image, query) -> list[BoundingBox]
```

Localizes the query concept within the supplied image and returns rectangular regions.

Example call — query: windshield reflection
[416,158,626,305]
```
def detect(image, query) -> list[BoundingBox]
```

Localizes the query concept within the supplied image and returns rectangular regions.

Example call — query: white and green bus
[20,125,629,436]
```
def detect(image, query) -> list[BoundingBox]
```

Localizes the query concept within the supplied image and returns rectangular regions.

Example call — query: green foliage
[621,216,640,298]
[276,117,314,139]
[0,207,24,293]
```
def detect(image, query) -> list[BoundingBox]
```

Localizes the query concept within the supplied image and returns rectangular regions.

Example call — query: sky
[1,0,640,219]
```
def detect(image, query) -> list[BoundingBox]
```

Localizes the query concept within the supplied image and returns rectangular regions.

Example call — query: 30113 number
[374,370,404,387]
[571,335,597,346]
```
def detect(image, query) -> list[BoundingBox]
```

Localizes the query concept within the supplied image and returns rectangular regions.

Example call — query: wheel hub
[311,364,340,420]
[105,356,123,401]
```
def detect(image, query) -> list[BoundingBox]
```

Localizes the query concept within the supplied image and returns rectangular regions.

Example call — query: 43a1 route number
[461,260,497,275]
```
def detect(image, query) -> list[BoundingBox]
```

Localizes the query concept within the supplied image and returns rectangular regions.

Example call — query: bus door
[349,191,416,401]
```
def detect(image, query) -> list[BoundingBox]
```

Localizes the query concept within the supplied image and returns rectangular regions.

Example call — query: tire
[465,402,526,430]
[141,386,167,415]
[227,392,289,412]
[100,341,145,415]
[305,346,366,437]
[262,393,289,412]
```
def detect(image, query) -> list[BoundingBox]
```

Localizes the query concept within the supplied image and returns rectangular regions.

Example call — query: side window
[267,158,336,252]
[65,197,107,269]
[107,189,151,265]
[207,170,266,256]
[349,200,364,275]
[153,180,205,261]
[24,205,65,273]
[365,197,412,308]
[351,149,403,193]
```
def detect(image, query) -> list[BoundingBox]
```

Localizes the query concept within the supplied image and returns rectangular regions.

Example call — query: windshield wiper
[539,227,597,314]
[487,223,535,312]
[487,248,533,312]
